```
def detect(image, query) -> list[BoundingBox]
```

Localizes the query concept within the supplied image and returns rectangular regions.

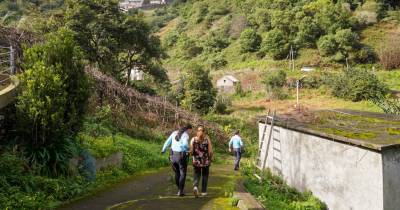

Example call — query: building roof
[218,75,239,83]
[259,109,400,152]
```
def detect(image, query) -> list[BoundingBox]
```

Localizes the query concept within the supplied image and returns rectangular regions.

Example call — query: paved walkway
[60,164,239,210]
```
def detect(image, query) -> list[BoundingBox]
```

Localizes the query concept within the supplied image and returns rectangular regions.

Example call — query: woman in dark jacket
[190,125,213,197]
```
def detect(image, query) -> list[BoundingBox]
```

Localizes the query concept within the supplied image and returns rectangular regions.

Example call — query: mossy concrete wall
[259,123,387,210]
[382,148,400,210]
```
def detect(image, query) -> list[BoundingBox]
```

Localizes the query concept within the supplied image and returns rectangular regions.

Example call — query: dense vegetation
[1,0,400,209]
[150,0,400,71]
[0,117,168,209]
[243,165,327,210]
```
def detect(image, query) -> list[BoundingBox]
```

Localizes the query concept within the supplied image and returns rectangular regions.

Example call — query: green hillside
[146,0,399,75]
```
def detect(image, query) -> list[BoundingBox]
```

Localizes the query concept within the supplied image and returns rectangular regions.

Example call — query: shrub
[235,82,246,97]
[239,28,262,53]
[378,33,400,70]
[163,31,180,47]
[372,95,400,115]
[202,32,230,53]
[263,70,289,100]
[329,68,388,102]
[302,75,323,89]
[16,29,88,175]
[209,54,228,70]
[177,35,203,58]
[213,95,231,114]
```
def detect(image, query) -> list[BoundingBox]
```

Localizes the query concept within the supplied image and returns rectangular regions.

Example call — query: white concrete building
[125,67,144,81]
[119,0,144,11]
[258,110,400,210]
[216,75,239,93]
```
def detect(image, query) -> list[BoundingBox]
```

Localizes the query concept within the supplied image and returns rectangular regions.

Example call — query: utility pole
[288,45,295,71]
[9,46,15,75]
[296,75,306,111]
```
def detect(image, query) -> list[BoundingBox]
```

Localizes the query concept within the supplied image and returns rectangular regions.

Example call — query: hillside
[147,0,400,76]
[141,0,400,118]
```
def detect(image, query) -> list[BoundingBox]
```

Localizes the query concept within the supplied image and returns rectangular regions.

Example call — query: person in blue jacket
[161,124,193,196]
[229,130,244,171]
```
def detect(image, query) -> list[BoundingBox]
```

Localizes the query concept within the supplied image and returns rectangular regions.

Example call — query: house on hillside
[125,67,144,81]
[217,75,239,93]
[119,0,144,11]
[150,0,166,4]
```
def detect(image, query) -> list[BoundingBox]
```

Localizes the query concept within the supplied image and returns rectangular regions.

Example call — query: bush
[213,95,231,114]
[16,29,89,175]
[239,28,262,53]
[329,68,388,102]
[235,82,246,97]
[209,54,228,70]
[242,164,327,210]
[263,70,289,100]
[302,75,323,89]
[372,95,400,115]
[177,35,203,58]
[378,33,400,70]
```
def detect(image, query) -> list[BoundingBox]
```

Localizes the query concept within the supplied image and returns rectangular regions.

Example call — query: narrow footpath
[60,164,240,210]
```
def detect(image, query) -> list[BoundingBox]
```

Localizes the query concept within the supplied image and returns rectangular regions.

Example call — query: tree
[261,29,290,60]
[16,29,89,175]
[263,69,288,100]
[65,0,168,89]
[65,0,123,72]
[239,28,262,53]
[295,16,321,48]
[182,63,216,114]
[318,34,338,56]
[329,68,388,102]
[118,15,165,85]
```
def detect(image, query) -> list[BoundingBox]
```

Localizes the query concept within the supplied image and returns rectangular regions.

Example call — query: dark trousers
[193,166,209,193]
[234,148,241,170]
[171,153,188,193]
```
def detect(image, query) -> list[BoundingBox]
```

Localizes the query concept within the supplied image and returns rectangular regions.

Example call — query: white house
[119,0,144,11]
[216,75,239,93]
[300,66,316,72]
[150,0,166,4]
[126,67,144,81]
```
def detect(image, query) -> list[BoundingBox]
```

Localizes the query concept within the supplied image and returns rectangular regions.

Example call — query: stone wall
[95,151,123,171]
[258,123,385,210]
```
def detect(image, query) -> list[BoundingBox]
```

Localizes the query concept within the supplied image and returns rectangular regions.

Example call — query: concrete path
[60,164,239,210]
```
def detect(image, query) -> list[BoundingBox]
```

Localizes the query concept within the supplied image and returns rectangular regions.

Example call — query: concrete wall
[258,123,384,210]
[382,148,400,210]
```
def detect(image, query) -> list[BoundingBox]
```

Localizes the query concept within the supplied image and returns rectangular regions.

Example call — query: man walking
[229,130,244,171]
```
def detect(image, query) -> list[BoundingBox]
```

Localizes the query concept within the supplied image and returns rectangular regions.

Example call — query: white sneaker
[193,187,199,198]
[201,192,207,196]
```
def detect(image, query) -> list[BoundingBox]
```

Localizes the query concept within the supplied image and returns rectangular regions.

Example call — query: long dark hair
[175,124,193,141]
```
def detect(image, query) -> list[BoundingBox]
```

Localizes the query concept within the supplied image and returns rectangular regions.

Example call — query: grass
[377,70,400,90]
[242,162,327,210]
[0,120,169,210]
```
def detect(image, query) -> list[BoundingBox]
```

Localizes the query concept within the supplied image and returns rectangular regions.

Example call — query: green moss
[319,127,378,140]
[387,127,400,135]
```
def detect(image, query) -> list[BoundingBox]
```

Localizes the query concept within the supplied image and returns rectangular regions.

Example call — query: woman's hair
[234,130,240,135]
[196,125,206,141]
[175,124,193,141]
